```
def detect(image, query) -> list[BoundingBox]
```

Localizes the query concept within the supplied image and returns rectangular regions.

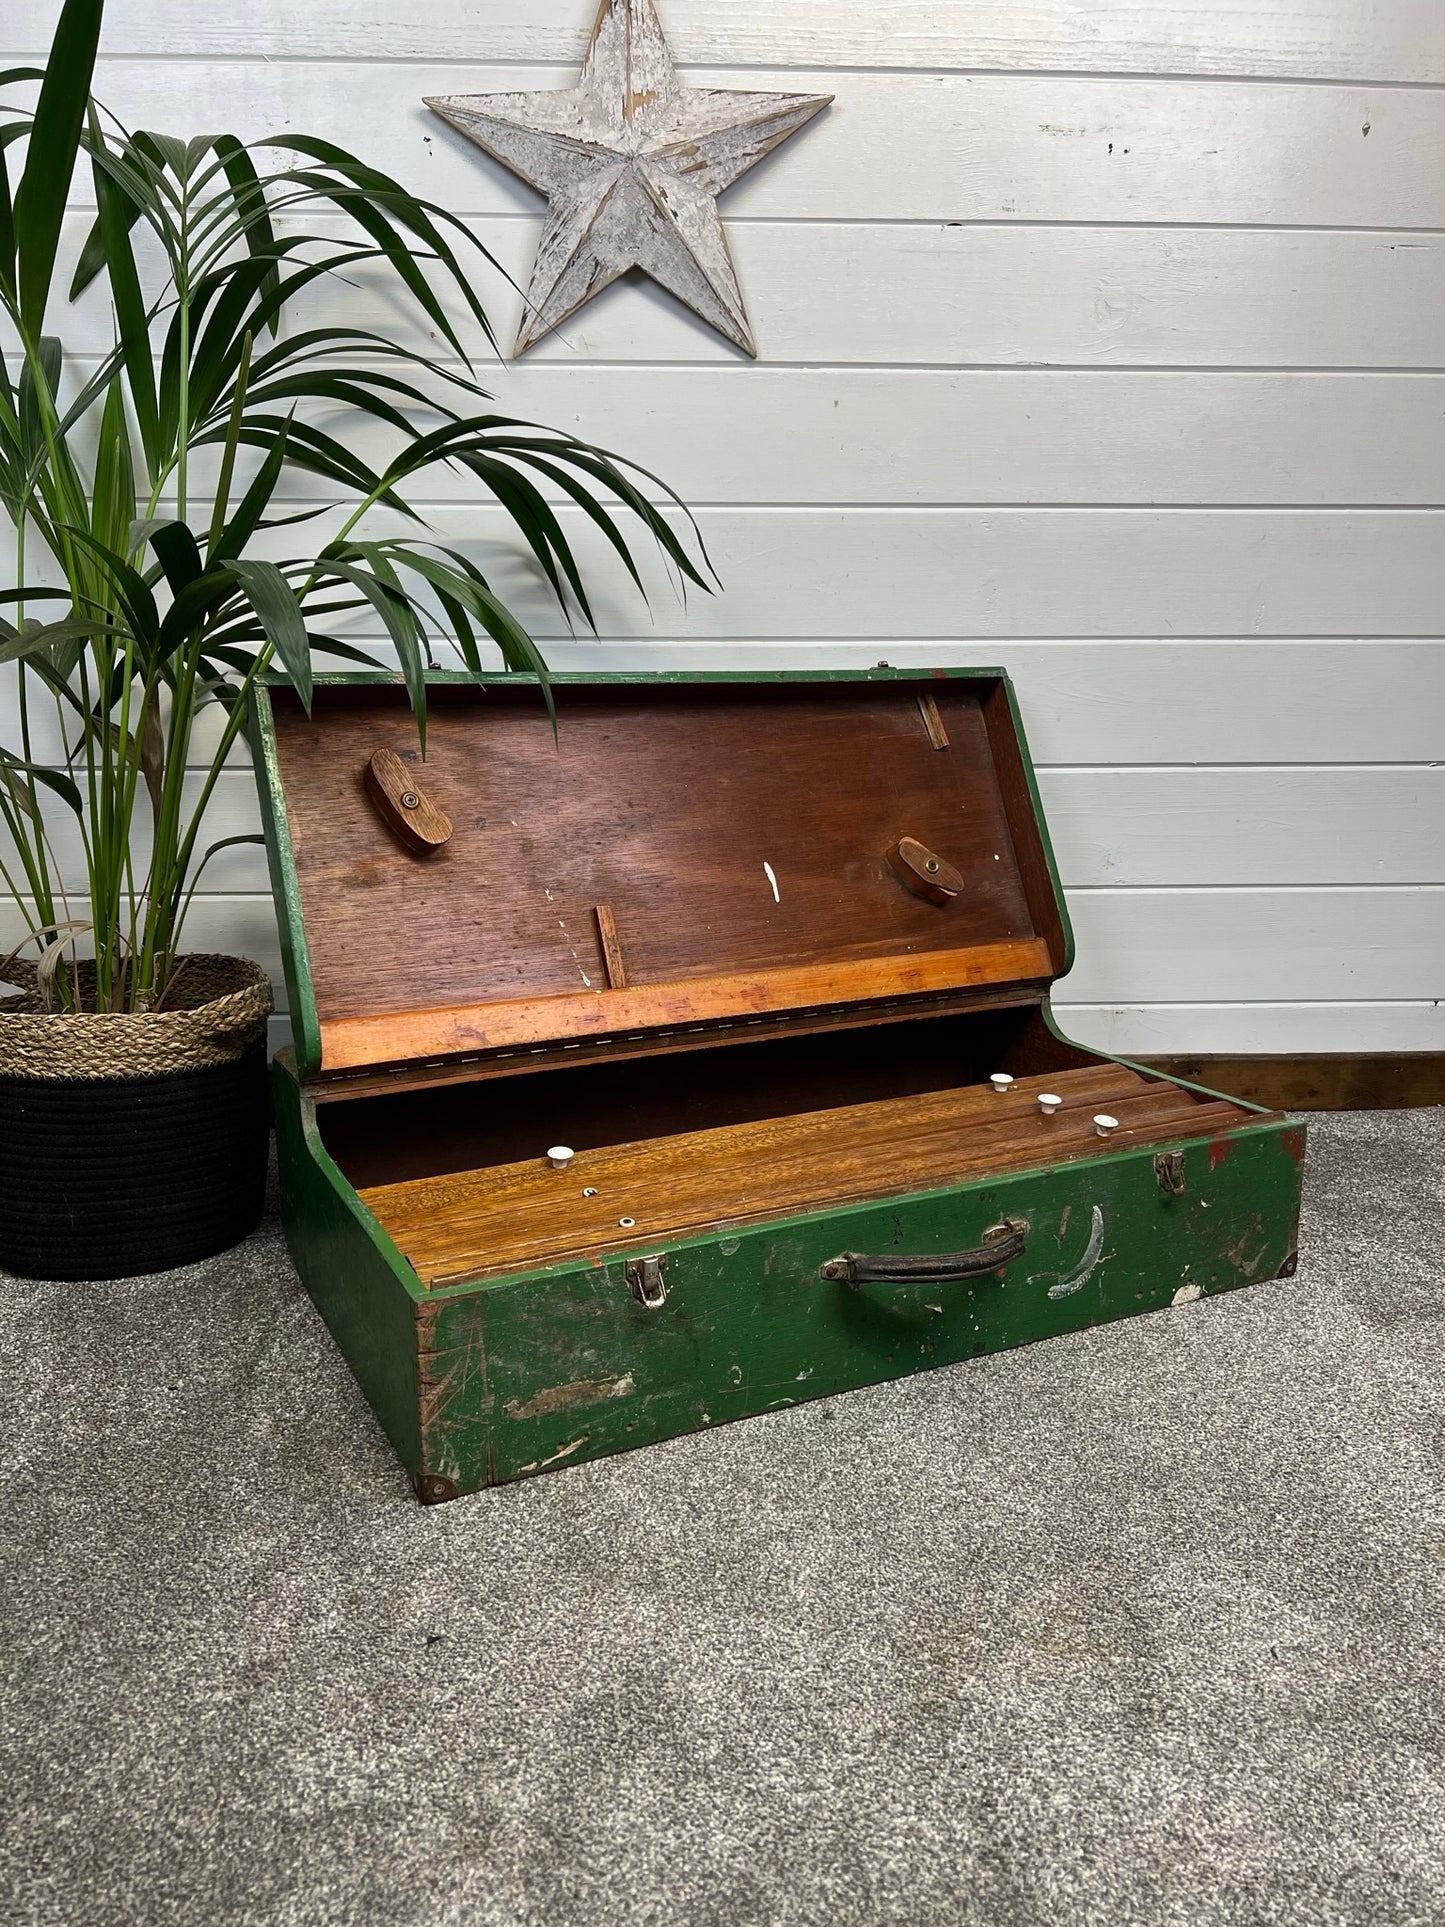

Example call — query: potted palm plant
[0,0,708,1280]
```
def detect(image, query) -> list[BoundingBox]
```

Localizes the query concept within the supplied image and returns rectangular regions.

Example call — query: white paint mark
[1173,1283,1205,1306]
[516,1435,589,1475]
[1032,1204,1106,1299]
[763,861,781,903]
[795,1367,814,1381]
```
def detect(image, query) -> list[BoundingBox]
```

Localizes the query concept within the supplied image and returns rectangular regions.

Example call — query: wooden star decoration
[425,0,832,357]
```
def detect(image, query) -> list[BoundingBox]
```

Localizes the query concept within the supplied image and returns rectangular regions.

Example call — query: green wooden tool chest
[251,669,1305,1503]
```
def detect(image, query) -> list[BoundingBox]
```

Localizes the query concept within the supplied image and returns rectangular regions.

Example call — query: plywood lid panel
[261,675,1066,1073]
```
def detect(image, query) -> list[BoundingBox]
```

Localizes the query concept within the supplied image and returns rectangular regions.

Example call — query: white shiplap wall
[6,0,1444,1052]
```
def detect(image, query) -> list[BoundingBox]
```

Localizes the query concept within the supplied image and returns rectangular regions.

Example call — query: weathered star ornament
[425,0,832,357]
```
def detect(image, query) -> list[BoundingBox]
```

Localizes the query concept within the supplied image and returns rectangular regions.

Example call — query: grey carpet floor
[1,1108,1443,1927]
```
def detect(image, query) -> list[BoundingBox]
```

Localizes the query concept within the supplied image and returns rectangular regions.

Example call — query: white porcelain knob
[1093,1114,1120,1139]
[547,1146,575,1170]
[1038,1093,1063,1116]
[990,1073,1015,1095]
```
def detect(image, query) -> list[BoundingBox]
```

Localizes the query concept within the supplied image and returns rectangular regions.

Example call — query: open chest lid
[252,671,1072,1082]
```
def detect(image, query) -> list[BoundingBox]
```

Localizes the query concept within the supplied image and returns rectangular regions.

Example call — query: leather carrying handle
[820,1219,1027,1286]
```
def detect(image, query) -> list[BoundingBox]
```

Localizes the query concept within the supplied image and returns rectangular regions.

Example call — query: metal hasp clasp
[1154,1150,1186,1197]
[625,1254,668,1310]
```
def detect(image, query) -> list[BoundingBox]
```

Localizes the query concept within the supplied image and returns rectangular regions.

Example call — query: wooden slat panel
[251,371,1445,508]
[21,511,1422,645]
[1041,768,1445,886]
[61,64,1445,228]
[32,216,1445,366]
[1062,887,1445,1003]
[8,505,1444,638]
[27,367,1445,506]
[1060,1003,1445,1055]
[251,507,1445,640]
[291,222,1445,369]
[19,3,1443,84]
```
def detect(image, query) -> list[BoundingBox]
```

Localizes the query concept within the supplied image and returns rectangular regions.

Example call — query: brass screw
[400,792,420,810]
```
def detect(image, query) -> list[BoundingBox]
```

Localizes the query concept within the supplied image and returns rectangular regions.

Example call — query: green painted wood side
[415,1113,1304,1498]
[271,1054,427,1477]
[247,686,323,1077]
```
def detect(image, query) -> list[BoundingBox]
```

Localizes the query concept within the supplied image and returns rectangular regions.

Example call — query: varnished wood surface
[359,1066,1249,1287]
[266,679,1063,1072]
[317,941,1054,1072]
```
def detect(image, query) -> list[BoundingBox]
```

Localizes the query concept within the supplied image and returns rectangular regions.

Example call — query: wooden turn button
[887,835,964,906]
[364,749,453,855]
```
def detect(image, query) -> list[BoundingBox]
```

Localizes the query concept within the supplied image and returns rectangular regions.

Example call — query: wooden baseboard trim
[1137,1054,1445,1112]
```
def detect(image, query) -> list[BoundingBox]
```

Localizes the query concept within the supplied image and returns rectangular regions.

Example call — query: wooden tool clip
[887,835,963,906]
[364,749,453,856]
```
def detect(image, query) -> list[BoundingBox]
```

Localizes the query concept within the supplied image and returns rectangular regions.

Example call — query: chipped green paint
[410,1117,1303,1494]
[272,1055,427,1477]
[259,671,1305,1505]
[274,1047,1304,1501]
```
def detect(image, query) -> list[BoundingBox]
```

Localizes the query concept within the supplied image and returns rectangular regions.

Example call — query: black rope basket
[0,956,272,1281]
[0,1044,270,1280]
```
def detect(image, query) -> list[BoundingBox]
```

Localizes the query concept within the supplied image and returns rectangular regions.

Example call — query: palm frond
[0,15,712,1010]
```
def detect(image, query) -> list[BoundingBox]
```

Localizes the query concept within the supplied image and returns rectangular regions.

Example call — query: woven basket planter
[0,955,273,1281]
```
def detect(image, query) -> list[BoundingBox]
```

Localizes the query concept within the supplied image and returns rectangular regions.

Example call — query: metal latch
[625,1254,668,1310]
[1154,1150,1186,1196]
